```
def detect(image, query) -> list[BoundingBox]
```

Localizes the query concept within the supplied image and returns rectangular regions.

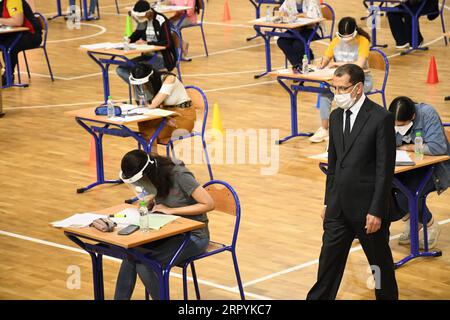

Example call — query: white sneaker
[419,218,441,250]
[309,127,329,143]
[395,43,410,49]
[398,213,412,245]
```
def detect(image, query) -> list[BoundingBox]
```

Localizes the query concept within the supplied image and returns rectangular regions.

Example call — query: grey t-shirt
[155,165,210,239]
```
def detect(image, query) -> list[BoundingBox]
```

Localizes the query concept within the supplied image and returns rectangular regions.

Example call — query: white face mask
[394,122,413,136]
[334,85,358,110]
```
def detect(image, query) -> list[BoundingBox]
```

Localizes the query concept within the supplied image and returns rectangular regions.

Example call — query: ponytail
[356,26,371,42]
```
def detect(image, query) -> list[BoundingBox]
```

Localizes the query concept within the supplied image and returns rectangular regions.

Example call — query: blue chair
[164,85,214,181]
[181,180,245,300]
[17,12,54,84]
[171,27,184,81]
[319,3,336,42]
[367,48,389,109]
[177,0,208,58]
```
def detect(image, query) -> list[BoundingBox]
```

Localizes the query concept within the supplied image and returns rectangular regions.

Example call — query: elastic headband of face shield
[336,29,357,40]
[131,1,152,18]
[119,154,158,184]
[129,69,154,86]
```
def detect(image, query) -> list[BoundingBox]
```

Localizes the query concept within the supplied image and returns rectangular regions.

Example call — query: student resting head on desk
[116,0,177,84]
[115,149,214,300]
[389,96,450,249]
[130,61,196,154]
[310,16,373,144]
[0,0,42,85]
[276,0,324,74]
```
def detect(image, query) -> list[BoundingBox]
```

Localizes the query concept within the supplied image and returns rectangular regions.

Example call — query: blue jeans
[319,74,373,121]
[114,234,209,300]
[116,54,166,84]
[69,0,97,15]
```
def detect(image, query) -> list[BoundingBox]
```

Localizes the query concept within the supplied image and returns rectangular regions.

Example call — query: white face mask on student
[334,84,358,110]
[394,121,413,136]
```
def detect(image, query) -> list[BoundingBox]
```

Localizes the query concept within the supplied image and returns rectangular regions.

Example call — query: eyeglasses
[330,83,358,94]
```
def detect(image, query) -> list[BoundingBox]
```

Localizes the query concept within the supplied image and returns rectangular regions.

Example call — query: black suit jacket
[324,97,396,222]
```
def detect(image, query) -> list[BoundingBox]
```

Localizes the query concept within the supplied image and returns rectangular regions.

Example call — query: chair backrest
[320,3,335,40]
[185,86,208,135]
[445,128,450,142]
[203,180,241,246]
[369,48,389,92]
[34,12,48,47]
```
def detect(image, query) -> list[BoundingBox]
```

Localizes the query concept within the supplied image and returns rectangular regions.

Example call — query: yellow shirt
[324,35,370,60]
[5,0,24,16]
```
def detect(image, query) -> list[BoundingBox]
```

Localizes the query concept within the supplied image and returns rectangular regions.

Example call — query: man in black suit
[307,64,398,300]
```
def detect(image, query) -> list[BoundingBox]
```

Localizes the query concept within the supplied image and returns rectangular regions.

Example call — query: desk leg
[49,0,64,20]
[400,4,428,55]
[88,52,110,104]
[368,2,388,49]
[276,78,313,144]
[254,29,272,79]
[246,0,261,41]
[394,167,442,269]
[76,119,122,193]
[89,252,105,300]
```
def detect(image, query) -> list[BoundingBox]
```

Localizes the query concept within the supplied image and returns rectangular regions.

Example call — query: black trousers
[277,28,320,66]
[387,4,424,46]
[0,31,42,78]
[307,212,398,300]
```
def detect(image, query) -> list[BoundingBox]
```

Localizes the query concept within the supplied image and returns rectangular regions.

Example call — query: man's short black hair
[334,64,365,85]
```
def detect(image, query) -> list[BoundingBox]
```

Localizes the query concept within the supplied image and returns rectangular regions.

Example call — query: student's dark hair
[388,96,416,122]
[334,64,365,85]
[130,62,176,94]
[121,149,183,199]
[338,17,371,41]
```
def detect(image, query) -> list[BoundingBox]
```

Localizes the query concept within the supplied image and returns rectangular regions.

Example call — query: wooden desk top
[65,107,174,125]
[0,26,29,34]
[79,45,165,56]
[250,16,325,29]
[309,152,450,174]
[61,204,205,248]
[271,67,371,82]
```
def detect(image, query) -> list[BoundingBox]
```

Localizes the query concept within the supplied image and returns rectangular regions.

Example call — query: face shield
[131,9,150,23]
[129,70,156,105]
[336,30,357,42]
[119,155,157,201]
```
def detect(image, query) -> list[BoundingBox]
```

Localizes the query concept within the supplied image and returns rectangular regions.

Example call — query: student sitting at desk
[168,0,200,58]
[276,0,323,73]
[0,0,42,85]
[386,0,439,49]
[389,96,450,249]
[130,62,196,154]
[116,0,177,84]
[309,17,372,143]
[115,149,214,300]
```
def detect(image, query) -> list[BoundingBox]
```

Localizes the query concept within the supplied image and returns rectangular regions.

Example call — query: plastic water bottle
[414,131,424,161]
[107,95,115,118]
[302,54,309,75]
[138,93,146,107]
[266,6,271,22]
[139,201,149,232]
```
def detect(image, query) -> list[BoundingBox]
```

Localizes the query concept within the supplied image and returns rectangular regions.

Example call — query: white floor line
[235,218,450,290]
[0,229,272,300]
[46,23,107,43]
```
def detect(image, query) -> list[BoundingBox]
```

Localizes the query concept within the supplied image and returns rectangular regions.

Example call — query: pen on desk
[109,213,127,218]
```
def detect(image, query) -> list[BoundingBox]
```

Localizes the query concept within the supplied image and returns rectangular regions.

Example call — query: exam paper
[396,150,415,165]
[51,213,106,228]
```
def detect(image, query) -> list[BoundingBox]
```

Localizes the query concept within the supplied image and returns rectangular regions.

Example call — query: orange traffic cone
[426,56,439,84]
[223,0,231,21]
[89,136,97,164]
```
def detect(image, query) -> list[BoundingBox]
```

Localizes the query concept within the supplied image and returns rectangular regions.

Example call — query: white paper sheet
[396,150,415,165]
[51,213,106,228]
